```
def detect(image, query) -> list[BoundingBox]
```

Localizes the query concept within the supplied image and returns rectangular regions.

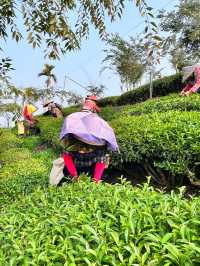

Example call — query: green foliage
[38,93,200,185]
[98,74,182,106]
[63,105,80,116]
[0,0,152,60]
[160,0,200,59]
[39,116,63,150]
[112,109,200,185]
[117,73,182,106]
[0,129,22,154]
[127,94,200,115]
[98,96,119,107]
[100,106,125,121]
[0,130,54,208]
[102,34,145,89]
[0,179,200,265]
[0,149,53,207]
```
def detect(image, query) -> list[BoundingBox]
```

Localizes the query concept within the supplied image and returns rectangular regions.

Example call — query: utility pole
[63,75,67,91]
[149,68,153,99]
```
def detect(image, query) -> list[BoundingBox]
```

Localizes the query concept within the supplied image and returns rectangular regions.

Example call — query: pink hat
[86,95,97,101]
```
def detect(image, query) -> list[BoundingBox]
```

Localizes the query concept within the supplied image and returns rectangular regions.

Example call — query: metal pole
[63,75,67,91]
[149,69,153,99]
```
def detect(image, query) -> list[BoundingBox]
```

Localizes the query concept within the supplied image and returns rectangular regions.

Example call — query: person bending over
[60,95,119,183]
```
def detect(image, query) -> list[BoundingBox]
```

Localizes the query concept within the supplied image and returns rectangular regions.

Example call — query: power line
[64,74,88,91]
[64,75,87,89]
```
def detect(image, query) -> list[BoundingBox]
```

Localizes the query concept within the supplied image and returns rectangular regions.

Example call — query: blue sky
[3,0,178,98]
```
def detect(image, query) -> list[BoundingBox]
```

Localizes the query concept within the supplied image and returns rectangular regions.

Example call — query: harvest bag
[49,157,65,185]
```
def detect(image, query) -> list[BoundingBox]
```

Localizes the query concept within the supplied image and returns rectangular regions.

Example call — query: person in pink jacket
[181,66,200,96]
[82,95,101,113]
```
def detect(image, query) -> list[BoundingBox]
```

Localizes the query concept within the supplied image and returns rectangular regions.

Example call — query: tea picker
[50,95,119,185]
[181,63,200,96]
[43,100,63,118]
[23,102,40,135]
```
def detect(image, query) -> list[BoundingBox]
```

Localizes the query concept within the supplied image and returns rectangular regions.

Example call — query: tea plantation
[0,93,200,265]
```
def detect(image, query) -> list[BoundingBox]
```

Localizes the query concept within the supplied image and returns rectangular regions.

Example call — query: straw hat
[43,100,53,107]
[182,66,194,82]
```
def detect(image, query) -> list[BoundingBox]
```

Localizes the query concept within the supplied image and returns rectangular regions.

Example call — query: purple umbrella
[60,111,119,152]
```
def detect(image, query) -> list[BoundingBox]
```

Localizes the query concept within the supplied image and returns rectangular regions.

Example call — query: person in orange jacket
[23,103,37,125]
[23,103,40,135]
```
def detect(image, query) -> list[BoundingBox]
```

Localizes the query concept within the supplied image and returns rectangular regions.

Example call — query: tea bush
[98,96,119,107]
[0,129,23,154]
[37,94,200,185]
[39,116,63,149]
[117,74,182,106]
[112,110,200,185]
[63,105,80,116]
[0,149,54,208]
[98,74,182,107]
[0,179,199,265]
[0,131,55,208]
[127,94,200,116]
[1,100,200,265]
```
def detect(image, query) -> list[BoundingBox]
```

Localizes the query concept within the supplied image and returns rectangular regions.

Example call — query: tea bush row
[0,131,54,208]
[0,178,199,265]
[99,74,182,107]
[38,95,200,185]
[111,110,200,185]
[126,94,200,116]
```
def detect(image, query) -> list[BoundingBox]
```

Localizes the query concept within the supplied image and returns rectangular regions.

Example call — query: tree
[38,64,57,98]
[66,91,83,105]
[160,0,200,60]
[0,1,153,60]
[0,103,21,128]
[102,34,146,91]
[21,87,41,105]
[87,85,106,98]
[170,46,193,73]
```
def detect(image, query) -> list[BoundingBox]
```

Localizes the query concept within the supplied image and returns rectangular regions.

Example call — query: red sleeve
[23,106,28,117]
[181,83,193,93]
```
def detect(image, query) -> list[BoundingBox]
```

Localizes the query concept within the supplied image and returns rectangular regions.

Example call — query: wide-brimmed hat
[43,100,53,107]
[182,66,194,82]
[182,63,200,82]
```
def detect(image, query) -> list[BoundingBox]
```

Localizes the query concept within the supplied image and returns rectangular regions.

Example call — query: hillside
[0,93,200,265]
[37,93,200,188]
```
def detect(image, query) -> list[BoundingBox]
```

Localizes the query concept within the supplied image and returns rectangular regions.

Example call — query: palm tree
[38,64,57,96]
